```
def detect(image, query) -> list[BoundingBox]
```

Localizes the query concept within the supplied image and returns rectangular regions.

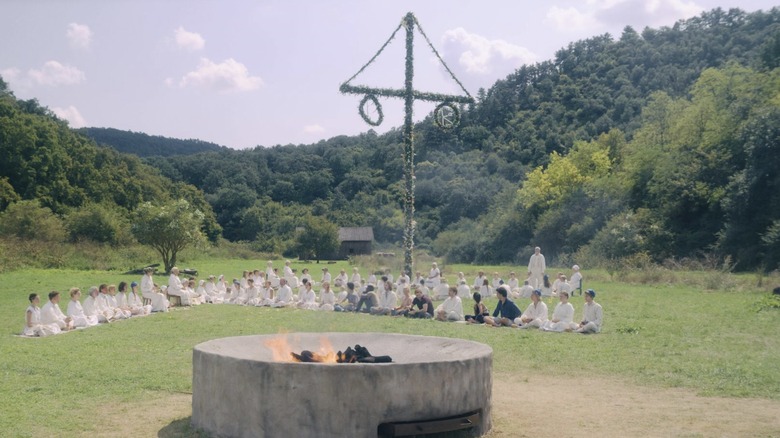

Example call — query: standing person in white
[528,246,546,289]
[518,289,548,329]
[575,289,603,333]
[541,291,576,332]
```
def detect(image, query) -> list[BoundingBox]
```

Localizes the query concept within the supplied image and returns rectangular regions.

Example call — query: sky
[1,0,777,149]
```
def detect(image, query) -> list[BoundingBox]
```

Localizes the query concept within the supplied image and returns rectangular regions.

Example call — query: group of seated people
[467,285,603,333]
[22,282,152,337]
[22,260,600,336]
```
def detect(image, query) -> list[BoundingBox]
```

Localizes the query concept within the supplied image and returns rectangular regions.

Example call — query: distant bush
[0,200,66,242]
[65,203,134,245]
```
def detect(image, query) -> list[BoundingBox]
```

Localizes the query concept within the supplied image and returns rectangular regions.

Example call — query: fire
[263,335,339,363]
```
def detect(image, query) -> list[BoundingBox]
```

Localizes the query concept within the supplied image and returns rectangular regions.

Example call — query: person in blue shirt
[484,286,522,327]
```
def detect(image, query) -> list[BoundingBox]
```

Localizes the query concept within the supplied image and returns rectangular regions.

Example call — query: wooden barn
[338,227,374,259]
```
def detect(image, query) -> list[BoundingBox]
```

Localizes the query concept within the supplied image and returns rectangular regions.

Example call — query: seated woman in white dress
[318,282,336,311]
[244,279,261,306]
[518,289,548,329]
[117,281,146,316]
[140,267,169,312]
[541,291,576,332]
[300,268,312,286]
[425,263,441,289]
[227,279,245,304]
[478,278,493,298]
[254,280,274,307]
[297,281,319,310]
[457,280,471,299]
[24,293,61,336]
[67,288,99,327]
[434,277,450,300]
[127,282,152,315]
[350,268,362,287]
[215,275,228,302]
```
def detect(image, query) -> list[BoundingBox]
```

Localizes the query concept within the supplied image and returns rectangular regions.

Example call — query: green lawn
[1,260,778,437]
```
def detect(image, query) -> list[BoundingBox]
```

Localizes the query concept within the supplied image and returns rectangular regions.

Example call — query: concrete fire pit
[192,332,492,437]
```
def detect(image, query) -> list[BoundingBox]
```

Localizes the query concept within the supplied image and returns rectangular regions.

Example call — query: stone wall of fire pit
[192,332,492,438]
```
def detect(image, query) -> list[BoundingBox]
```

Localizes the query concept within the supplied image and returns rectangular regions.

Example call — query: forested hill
[78,127,226,157]
[139,7,779,271]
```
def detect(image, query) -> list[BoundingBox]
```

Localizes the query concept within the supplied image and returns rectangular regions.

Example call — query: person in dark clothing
[406,287,434,319]
[484,286,522,327]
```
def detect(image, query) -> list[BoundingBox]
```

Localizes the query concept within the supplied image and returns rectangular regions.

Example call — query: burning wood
[291,344,392,364]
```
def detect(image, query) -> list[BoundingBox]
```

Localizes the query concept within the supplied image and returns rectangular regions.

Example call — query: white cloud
[303,124,325,134]
[578,0,704,28]
[1,67,21,83]
[441,28,537,76]
[174,26,205,51]
[546,6,600,31]
[52,105,86,127]
[178,58,263,92]
[67,23,92,50]
[28,61,85,86]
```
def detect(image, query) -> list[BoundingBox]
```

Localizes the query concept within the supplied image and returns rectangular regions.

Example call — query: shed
[338,227,374,259]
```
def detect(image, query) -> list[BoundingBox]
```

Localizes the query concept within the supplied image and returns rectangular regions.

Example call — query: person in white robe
[320,268,332,286]
[457,280,471,299]
[215,275,228,303]
[67,288,99,327]
[266,261,279,288]
[426,262,441,289]
[518,289,548,329]
[116,282,145,315]
[195,280,207,301]
[318,282,336,311]
[23,293,60,337]
[83,286,113,323]
[350,268,362,286]
[202,276,216,303]
[477,279,493,299]
[540,274,553,299]
[254,280,274,307]
[414,272,425,288]
[528,246,546,289]
[240,271,250,290]
[367,272,377,286]
[507,272,520,294]
[570,265,583,296]
[384,269,394,285]
[141,267,169,312]
[396,272,410,290]
[272,278,294,308]
[40,291,74,331]
[435,287,464,321]
[100,285,130,319]
[127,282,152,315]
[473,271,487,290]
[557,276,572,298]
[434,278,451,300]
[541,291,576,332]
[370,286,397,315]
[167,267,188,305]
[300,268,312,286]
[244,279,260,306]
[228,279,245,304]
[334,270,348,289]
[283,260,295,281]
[575,289,603,333]
[517,280,534,300]
[456,272,466,286]
[491,273,503,290]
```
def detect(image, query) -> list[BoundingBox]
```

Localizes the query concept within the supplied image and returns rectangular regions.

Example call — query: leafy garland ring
[359,94,384,126]
[434,102,460,130]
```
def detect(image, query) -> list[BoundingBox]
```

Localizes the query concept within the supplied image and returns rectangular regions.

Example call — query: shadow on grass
[158,417,211,438]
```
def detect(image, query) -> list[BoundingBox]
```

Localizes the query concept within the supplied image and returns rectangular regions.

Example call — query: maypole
[340,12,474,276]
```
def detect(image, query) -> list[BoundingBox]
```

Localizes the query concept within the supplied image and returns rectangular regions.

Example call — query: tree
[132,199,205,273]
[0,199,66,242]
[293,215,339,261]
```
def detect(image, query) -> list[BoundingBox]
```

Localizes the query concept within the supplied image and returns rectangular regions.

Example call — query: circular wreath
[434,102,460,130]
[359,94,384,127]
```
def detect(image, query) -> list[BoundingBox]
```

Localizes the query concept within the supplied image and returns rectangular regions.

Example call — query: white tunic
[542,302,575,332]
[520,301,548,328]
[473,275,487,289]
[41,301,70,329]
[436,296,464,321]
[23,305,60,336]
[457,283,471,299]
[297,288,318,310]
[126,292,152,315]
[141,274,169,312]
[272,285,293,307]
[67,300,99,327]
[578,301,603,333]
[83,295,111,322]
[319,289,336,311]
[377,290,397,309]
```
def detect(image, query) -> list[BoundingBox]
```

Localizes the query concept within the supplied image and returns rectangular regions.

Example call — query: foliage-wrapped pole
[340,12,474,276]
[402,13,415,276]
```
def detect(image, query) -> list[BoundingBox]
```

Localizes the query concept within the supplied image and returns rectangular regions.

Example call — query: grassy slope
[0,260,777,436]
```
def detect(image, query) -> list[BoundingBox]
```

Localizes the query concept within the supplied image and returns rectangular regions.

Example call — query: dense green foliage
[132,200,206,273]
[78,127,225,157]
[2,7,780,271]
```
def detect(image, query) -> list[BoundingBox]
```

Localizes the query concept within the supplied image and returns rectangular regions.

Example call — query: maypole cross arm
[339,11,474,275]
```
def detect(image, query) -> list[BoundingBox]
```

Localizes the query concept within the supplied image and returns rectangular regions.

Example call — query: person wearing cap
[527,246,546,289]
[575,289,603,333]
[570,265,583,296]
[141,267,169,312]
[484,286,522,327]
[541,291,576,332]
[518,289,548,329]
[126,281,151,315]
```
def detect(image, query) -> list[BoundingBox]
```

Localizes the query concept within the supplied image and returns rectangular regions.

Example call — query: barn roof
[338,227,374,242]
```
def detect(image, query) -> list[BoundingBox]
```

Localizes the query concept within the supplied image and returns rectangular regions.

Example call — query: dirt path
[96,374,780,437]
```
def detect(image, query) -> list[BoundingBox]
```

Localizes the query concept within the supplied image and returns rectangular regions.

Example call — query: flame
[263,335,339,363]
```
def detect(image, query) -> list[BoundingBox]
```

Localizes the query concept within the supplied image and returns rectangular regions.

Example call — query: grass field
[1,258,778,437]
